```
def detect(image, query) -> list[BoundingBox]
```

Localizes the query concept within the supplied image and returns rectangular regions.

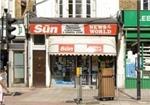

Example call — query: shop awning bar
[29,17,118,24]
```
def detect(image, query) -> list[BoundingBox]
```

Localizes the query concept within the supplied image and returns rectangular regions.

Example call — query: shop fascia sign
[58,44,103,53]
[124,10,150,27]
[29,23,117,35]
[59,44,74,53]
[0,24,25,37]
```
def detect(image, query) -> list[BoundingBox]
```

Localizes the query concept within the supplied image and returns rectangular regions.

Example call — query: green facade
[123,10,150,89]
[124,10,150,27]
[126,32,150,38]
[126,78,150,89]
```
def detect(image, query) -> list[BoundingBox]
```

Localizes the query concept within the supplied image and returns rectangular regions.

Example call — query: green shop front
[123,10,150,88]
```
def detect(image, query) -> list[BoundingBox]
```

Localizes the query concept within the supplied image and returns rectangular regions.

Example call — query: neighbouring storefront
[123,10,150,88]
[28,18,118,87]
[1,22,26,87]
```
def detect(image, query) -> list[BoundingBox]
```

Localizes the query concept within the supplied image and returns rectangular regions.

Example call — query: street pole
[0,17,2,70]
[137,0,141,100]
[0,16,4,62]
[4,9,10,87]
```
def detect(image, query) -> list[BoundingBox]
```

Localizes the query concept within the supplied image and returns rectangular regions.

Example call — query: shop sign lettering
[140,15,150,22]
[87,44,103,53]
[59,44,74,53]
[84,24,117,35]
[29,24,61,34]
[29,23,117,35]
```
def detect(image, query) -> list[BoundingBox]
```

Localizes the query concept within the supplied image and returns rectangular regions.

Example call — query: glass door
[13,52,24,84]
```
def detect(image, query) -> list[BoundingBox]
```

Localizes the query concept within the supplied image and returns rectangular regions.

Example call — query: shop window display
[52,56,75,85]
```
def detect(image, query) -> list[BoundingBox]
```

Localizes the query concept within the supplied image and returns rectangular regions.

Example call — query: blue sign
[126,63,136,78]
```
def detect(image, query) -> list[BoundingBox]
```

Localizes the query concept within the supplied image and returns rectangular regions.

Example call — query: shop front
[48,36,116,87]
[123,10,150,88]
[29,18,118,87]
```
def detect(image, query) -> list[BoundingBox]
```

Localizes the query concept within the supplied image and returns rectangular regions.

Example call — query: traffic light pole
[4,9,10,87]
[137,0,141,100]
[0,16,4,65]
[6,36,9,87]
[3,8,16,87]
[1,16,4,46]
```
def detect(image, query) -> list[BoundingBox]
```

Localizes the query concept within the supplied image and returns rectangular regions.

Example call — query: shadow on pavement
[4,92,23,96]
[118,89,137,100]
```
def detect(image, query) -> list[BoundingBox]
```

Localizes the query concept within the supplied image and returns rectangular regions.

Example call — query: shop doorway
[33,50,46,87]
[13,51,25,84]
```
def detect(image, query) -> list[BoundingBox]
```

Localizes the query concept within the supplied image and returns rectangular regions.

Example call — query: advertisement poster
[126,51,136,78]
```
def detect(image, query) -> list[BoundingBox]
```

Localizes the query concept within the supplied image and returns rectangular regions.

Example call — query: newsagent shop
[27,18,118,87]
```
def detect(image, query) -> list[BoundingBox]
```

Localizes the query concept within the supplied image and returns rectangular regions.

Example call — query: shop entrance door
[78,56,98,87]
[33,50,46,87]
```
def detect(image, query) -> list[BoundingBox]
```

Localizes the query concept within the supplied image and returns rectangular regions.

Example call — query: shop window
[99,56,114,68]
[33,35,45,45]
[51,56,75,85]
[126,42,150,79]
[126,41,138,78]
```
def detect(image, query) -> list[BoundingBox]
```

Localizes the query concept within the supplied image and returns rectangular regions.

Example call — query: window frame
[69,0,73,17]
[58,0,63,17]
[75,0,82,17]
[33,35,45,45]
[141,0,150,10]
[57,0,92,18]
[86,0,91,18]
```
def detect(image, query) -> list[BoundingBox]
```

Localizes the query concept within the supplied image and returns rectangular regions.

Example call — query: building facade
[117,0,150,88]
[26,0,119,88]
[2,0,150,88]
[0,0,34,87]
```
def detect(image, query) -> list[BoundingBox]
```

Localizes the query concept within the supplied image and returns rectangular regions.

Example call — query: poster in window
[126,58,136,78]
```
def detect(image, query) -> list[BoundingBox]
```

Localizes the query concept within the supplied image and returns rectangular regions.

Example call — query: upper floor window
[58,0,92,18]
[142,0,150,10]
[75,0,82,17]
[87,0,91,17]
[68,0,82,17]
[33,35,45,45]
[69,0,73,17]
[59,0,63,17]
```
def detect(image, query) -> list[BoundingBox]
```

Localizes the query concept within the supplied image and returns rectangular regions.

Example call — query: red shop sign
[29,24,62,34]
[59,44,74,53]
[84,24,117,35]
[87,44,103,53]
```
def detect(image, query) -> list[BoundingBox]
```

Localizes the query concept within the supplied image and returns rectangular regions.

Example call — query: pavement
[3,87,150,105]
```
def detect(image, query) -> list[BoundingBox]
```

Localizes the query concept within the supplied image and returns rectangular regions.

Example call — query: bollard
[74,67,82,104]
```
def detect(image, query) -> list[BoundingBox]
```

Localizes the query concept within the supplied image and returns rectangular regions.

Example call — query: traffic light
[6,13,16,42]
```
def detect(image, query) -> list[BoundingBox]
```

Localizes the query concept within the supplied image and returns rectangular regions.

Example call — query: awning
[30,17,117,24]
[48,36,116,56]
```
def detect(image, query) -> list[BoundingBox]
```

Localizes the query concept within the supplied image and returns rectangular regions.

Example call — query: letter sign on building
[59,44,74,53]
[29,23,117,36]
[29,24,62,34]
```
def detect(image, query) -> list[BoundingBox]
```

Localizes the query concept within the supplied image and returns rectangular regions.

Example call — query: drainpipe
[24,11,30,87]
